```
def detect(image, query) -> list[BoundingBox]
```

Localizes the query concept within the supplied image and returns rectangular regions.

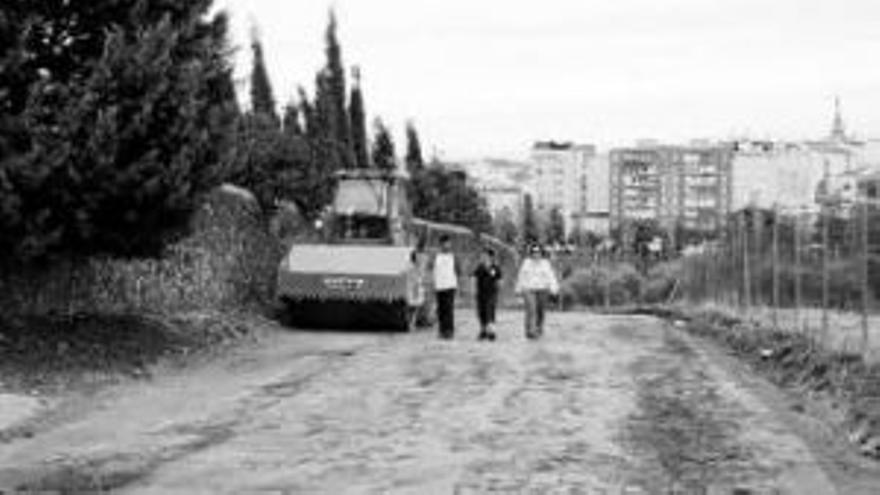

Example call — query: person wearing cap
[514,243,560,339]
[472,246,503,341]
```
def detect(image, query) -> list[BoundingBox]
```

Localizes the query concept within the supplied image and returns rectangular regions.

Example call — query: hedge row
[0,185,283,318]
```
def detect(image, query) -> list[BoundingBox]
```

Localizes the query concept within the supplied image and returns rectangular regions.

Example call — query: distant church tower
[830,96,847,142]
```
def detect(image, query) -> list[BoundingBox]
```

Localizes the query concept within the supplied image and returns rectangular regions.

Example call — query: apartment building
[528,141,608,235]
[609,144,732,240]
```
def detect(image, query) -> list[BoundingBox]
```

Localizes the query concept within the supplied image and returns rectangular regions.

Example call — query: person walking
[472,247,503,341]
[514,244,559,340]
[432,235,460,339]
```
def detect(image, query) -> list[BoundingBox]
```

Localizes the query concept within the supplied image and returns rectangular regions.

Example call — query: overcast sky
[216,0,880,160]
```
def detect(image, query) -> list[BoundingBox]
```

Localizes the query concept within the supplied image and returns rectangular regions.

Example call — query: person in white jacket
[432,235,461,339]
[514,244,559,339]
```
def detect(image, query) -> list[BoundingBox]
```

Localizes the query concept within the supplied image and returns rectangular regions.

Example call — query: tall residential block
[528,141,608,235]
[609,144,733,241]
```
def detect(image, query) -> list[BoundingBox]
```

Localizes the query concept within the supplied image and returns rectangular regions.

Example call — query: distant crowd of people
[427,235,559,341]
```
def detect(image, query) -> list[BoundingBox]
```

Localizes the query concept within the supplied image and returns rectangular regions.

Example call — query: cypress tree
[249,35,278,123]
[348,66,369,168]
[405,120,425,175]
[323,10,353,167]
[314,69,336,140]
[371,118,396,171]
[282,102,302,136]
[523,194,540,246]
[297,86,315,137]
[308,70,343,212]
[548,206,566,244]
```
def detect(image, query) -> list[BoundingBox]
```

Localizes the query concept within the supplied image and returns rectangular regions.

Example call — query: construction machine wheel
[282,298,416,332]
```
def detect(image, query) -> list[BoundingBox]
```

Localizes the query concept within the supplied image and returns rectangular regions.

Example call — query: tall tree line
[0,2,496,266]
[239,12,493,234]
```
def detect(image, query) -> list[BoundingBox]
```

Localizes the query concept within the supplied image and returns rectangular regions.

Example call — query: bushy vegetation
[0,186,282,317]
[410,163,493,235]
[559,261,676,308]
[0,1,238,263]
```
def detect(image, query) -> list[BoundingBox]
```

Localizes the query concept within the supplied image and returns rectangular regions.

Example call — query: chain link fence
[674,199,880,362]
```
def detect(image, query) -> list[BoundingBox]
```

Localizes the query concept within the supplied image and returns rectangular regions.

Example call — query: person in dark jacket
[472,247,503,341]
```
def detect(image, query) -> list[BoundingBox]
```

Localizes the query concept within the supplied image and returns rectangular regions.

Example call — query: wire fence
[674,199,880,362]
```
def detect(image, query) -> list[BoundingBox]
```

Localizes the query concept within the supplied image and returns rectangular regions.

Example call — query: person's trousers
[522,290,548,338]
[476,292,497,328]
[436,289,456,338]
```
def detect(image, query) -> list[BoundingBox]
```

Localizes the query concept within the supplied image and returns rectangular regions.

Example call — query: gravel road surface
[0,311,840,494]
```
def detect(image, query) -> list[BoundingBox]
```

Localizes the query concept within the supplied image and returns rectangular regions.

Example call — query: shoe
[487,332,497,341]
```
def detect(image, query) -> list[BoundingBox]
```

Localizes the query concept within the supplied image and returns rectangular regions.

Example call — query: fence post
[604,250,612,311]
[732,215,740,308]
[752,208,761,311]
[742,211,752,313]
[794,211,803,334]
[822,201,830,347]
[861,199,870,359]
[772,203,780,330]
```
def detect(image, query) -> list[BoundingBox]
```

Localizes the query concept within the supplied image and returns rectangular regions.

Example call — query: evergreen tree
[1,3,239,261]
[233,112,308,212]
[547,206,566,244]
[493,207,520,245]
[310,70,344,209]
[371,118,396,171]
[405,120,424,175]
[348,66,369,168]
[313,69,335,138]
[322,10,353,167]
[249,35,278,123]
[297,86,314,137]
[522,194,540,246]
[409,164,493,234]
[282,102,302,136]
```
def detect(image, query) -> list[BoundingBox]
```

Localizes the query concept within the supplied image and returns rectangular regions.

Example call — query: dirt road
[0,311,845,493]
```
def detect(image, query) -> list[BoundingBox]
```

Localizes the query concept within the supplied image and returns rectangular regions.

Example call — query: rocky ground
[1,310,878,493]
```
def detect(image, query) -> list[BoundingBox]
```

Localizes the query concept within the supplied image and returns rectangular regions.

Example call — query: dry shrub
[561,263,644,307]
